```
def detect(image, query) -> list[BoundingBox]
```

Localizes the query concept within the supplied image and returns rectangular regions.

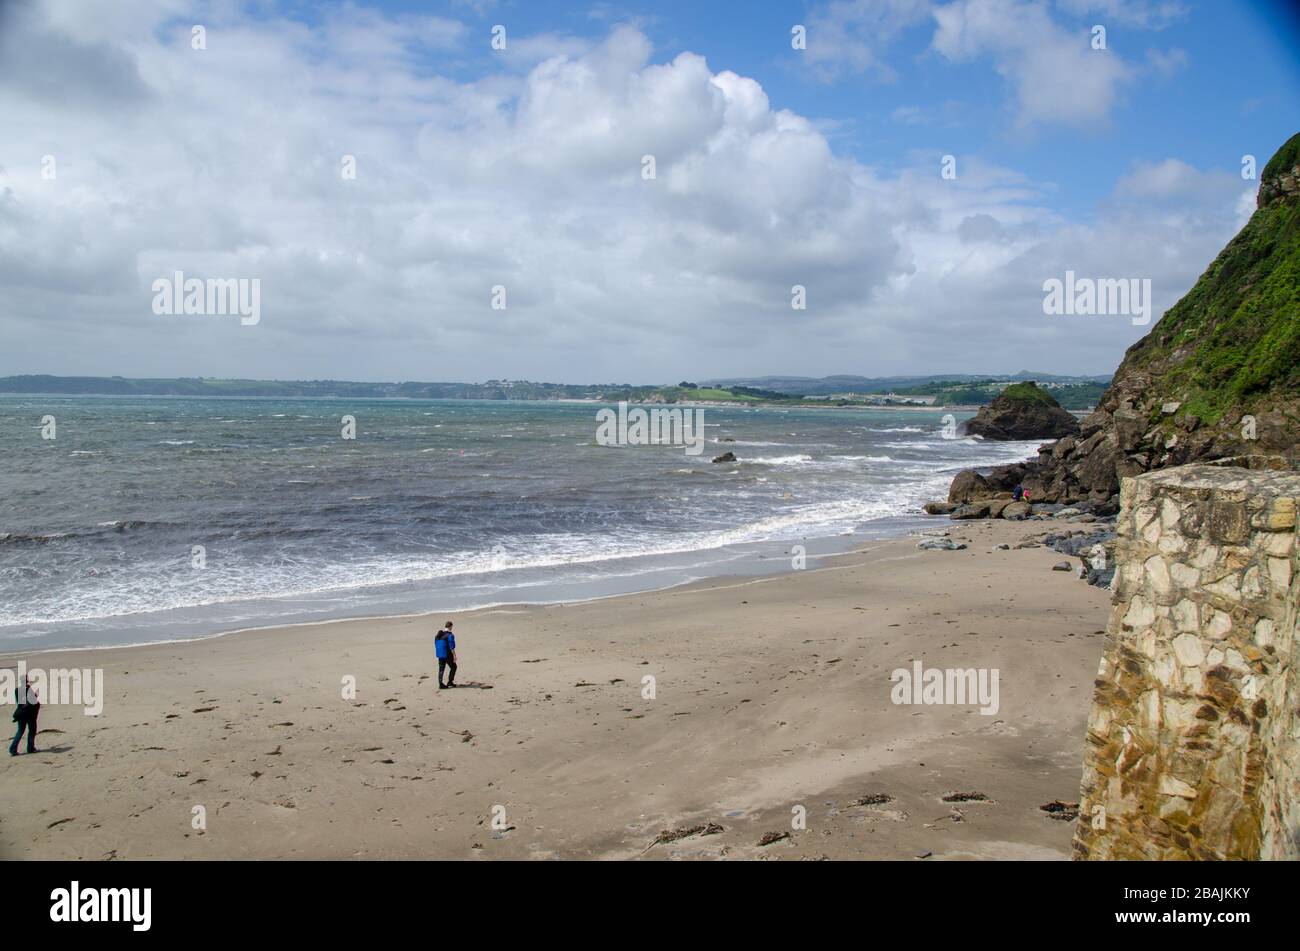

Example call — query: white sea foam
[0,489,924,628]
[744,454,815,466]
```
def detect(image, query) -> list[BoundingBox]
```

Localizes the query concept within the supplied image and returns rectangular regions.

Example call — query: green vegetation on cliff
[1262,131,1300,187]
[1127,132,1300,425]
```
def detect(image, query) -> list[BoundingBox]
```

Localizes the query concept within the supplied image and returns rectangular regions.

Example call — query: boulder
[987,463,1032,491]
[948,470,991,504]
[923,501,958,515]
[950,502,992,520]
[1001,501,1031,520]
[1043,528,1117,558]
[1113,407,1148,453]
[1051,436,1078,461]
[711,452,737,463]
[1093,495,1121,517]
[986,499,1013,518]
[917,538,967,551]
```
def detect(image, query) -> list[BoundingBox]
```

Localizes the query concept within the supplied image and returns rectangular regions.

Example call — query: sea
[0,396,1043,651]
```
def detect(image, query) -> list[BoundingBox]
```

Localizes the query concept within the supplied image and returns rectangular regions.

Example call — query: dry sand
[0,519,1110,860]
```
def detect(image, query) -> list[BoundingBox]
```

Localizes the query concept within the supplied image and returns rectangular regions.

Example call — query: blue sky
[1,0,1298,382]
[351,0,1300,213]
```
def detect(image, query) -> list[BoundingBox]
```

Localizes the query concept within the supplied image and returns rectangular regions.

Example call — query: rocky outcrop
[1260,132,1300,207]
[1073,465,1300,860]
[944,131,1300,508]
[960,382,1080,441]
[1056,132,1300,498]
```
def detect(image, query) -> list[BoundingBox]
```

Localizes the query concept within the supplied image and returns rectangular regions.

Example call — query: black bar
[14,860,1274,937]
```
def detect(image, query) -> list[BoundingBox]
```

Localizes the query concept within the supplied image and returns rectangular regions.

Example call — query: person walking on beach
[9,675,39,756]
[435,621,458,689]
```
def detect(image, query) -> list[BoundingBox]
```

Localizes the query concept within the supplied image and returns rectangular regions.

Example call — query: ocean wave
[0,491,923,627]
[878,438,979,450]
[740,453,898,471]
[0,531,69,546]
[0,519,179,547]
[744,454,814,466]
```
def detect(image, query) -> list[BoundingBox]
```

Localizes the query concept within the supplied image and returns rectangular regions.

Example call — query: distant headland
[0,371,1111,410]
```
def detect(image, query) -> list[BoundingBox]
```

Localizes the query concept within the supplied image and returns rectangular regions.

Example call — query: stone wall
[1073,465,1300,860]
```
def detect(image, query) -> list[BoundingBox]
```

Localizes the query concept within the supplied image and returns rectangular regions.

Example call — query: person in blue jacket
[9,675,39,756]
[435,621,458,689]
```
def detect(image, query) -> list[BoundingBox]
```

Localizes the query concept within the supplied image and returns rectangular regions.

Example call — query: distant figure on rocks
[435,621,458,689]
[1013,484,1024,502]
[9,675,39,756]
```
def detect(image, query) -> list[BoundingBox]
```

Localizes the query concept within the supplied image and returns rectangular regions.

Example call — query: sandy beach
[0,519,1109,861]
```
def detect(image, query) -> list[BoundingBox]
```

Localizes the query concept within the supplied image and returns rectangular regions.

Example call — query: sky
[1,0,1298,384]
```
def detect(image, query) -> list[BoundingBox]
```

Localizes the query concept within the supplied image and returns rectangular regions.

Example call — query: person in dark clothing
[9,676,39,756]
[435,621,458,689]
[1013,484,1024,502]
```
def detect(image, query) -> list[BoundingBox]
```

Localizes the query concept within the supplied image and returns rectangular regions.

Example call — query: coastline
[0,539,860,659]
[0,518,1110,860]
[0,517,935,654]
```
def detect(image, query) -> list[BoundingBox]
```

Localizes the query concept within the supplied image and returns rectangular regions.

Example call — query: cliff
[943,132,1300,509]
